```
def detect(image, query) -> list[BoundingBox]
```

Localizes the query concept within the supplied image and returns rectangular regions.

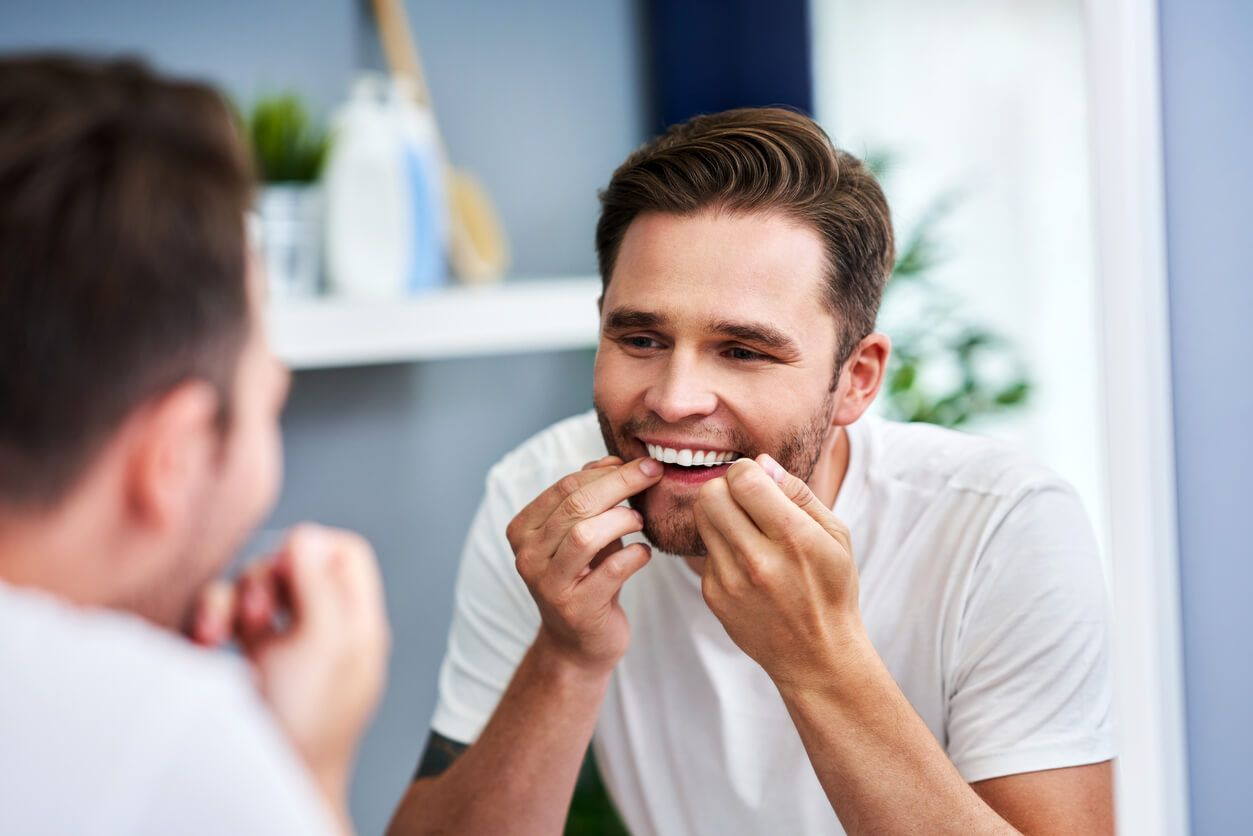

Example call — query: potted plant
[869,153,1033,428]
[246,93,330,299]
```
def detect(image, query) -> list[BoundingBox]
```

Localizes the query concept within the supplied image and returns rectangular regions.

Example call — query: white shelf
[268,277,602,369]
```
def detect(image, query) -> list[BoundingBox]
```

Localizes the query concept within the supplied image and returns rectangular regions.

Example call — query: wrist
[771,621,881,703]
[531,627,619,687]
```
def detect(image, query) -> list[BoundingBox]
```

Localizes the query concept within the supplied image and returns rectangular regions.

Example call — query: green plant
[870,154,1032,428]
[246,93,329,183]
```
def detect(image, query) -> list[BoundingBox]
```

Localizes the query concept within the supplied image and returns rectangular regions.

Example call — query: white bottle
[323,74,411,298]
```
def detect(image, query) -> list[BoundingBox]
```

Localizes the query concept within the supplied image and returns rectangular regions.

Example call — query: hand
[506,455,664,674]
[694,455,865,689]
[190,524,391,810]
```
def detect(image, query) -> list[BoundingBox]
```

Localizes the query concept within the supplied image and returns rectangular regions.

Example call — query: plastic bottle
[323,74,411,298]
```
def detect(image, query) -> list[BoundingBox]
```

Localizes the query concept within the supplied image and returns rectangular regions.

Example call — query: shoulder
[486,410,607,500]
[0,586,328,833]
[864,415,1067,502]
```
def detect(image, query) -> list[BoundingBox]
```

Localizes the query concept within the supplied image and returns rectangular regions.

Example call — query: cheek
[225,413,283,526]
[593,348,645,415]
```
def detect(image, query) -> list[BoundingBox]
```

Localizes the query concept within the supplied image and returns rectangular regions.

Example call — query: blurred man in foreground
[390,108,1114,834]
[0,56,389,835]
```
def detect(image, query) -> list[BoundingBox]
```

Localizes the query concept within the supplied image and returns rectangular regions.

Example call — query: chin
[630,491,707,557]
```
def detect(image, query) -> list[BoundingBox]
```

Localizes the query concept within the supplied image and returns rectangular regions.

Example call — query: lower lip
[657,461,734,485]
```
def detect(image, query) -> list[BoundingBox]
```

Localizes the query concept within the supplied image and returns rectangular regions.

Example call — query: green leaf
[245,93,329,183]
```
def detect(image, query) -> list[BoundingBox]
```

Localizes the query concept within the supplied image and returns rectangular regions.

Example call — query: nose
[643,351,718,424]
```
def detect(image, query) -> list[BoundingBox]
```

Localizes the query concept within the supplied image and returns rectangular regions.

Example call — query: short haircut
[0,56,254,508]
[595,107,895,373]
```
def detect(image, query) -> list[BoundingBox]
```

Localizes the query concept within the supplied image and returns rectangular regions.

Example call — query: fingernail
[760,454,787,484]
[640,457,662,476]
[632,510,644,524]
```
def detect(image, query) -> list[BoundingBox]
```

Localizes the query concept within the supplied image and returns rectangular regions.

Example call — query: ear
[832,332,892,426]
[121,380,222,534]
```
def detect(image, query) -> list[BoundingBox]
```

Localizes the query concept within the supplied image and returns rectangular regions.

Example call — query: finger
[324,527,390,638]
[693,497,735,564]
[190,580,237,647]
[549,457,662,533]
[755,454,850,546]
[236,560,283,650]
[282,524,391,651]
[695,473,772,557]
[582,455,623,471]
[694,501,738,606]
[574,542,652,606]
[722,458,815,544]
[512,465,627,540]
[526,458,661,564]
[273,524,341,636]
[549,505,645,583]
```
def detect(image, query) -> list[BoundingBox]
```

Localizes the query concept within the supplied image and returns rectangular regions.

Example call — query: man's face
[594,209,842,556]
[156,255,291,630]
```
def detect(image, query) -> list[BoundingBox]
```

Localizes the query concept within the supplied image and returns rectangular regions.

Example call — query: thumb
[276,524,341,636]
[189,580,237,647]
[757,454,849,544]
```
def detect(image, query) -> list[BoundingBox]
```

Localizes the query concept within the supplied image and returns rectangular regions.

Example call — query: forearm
[778,636,1017,836]
[387,631,611,835]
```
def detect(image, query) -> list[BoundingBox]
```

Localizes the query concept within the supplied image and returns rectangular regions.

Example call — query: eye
[725,345,770,362]
[617,334,664,353]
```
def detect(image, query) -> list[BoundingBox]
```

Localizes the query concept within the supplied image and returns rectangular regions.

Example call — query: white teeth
[641,442,742,467]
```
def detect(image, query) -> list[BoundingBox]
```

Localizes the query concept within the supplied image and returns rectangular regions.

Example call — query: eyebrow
[603,307,801,355]
[603,308,669,331]
[707,319,800,354]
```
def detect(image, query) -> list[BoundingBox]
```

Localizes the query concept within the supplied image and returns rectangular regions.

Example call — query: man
[389,108,1114,834]
[0,57,389,835]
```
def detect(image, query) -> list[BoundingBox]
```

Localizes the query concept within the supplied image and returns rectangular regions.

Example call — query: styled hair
[0,55,254,507]
[595,106,895,372]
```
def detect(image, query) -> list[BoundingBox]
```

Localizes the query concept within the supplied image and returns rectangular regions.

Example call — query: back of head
[0,55,254,509]
[596,107,895,366]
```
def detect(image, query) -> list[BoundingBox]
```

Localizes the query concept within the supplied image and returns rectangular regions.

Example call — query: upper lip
[636,437,739,453]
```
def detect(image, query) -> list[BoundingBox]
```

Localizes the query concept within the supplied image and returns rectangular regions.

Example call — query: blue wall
[0,2,644,833]
[1158,1,1253,832]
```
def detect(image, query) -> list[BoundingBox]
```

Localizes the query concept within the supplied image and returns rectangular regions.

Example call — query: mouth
[638,439,743,486]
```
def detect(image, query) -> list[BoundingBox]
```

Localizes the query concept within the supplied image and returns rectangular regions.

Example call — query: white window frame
[1083,0,1190,833]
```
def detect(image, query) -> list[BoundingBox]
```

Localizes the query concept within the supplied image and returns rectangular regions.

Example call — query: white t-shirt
[432,411,1114,835]
[0,580,336,836]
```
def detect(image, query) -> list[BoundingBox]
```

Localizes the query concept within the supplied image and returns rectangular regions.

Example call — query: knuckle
[556,473,585,499]
[567,519,598,551]
[741,554,770,588]
[564,488,596,519]
[599,558,627,584]
[514,550,536,581]
[505,517,523,548]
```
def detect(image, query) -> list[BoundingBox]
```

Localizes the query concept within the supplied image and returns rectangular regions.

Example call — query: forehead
[605,209,834,335]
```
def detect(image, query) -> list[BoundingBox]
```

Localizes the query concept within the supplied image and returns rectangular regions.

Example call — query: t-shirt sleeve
[429,463,544,745]
[137,669,337,836]
[945,482,1115,783]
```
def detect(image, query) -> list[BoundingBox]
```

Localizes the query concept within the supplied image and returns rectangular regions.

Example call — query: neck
[0,480,144,617]
[684,423,852,575]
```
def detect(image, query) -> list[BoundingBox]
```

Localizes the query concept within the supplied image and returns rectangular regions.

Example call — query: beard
[594,391,835,557]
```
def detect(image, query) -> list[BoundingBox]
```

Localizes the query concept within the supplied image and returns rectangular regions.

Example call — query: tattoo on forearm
[413,730,469,781]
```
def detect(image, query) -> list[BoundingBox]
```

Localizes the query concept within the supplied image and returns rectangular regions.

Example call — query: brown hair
[595,106,894,374]
[0,55,254,507]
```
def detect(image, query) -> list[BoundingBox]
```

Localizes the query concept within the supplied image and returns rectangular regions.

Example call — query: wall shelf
[268,277,602,369]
